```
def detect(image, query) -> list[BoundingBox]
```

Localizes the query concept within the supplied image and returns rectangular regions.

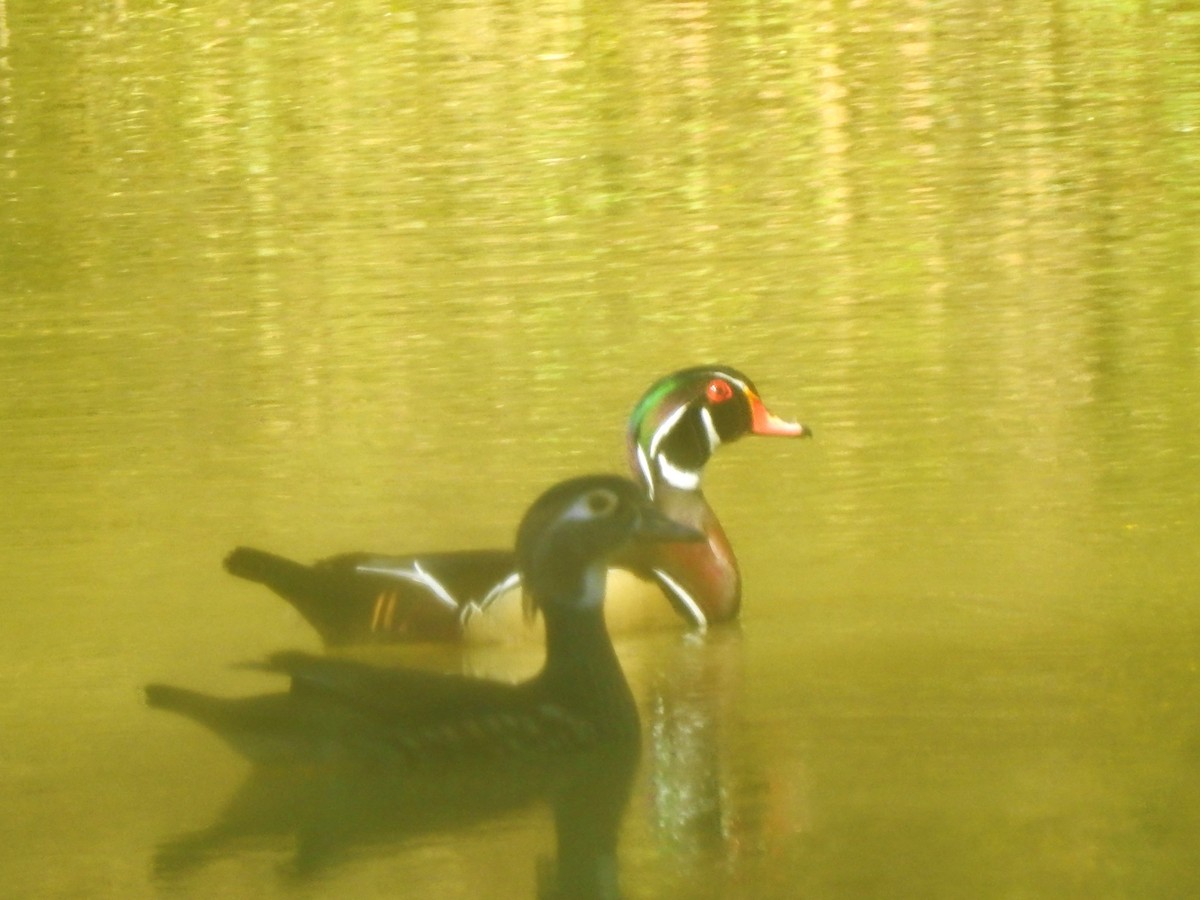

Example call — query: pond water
[2,2,1198,897]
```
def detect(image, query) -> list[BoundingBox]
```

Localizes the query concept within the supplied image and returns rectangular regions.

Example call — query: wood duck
[224,365,810,646]
[146,475,704,767]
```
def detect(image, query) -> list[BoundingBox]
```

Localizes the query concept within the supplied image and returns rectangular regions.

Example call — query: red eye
[706,379,734,404]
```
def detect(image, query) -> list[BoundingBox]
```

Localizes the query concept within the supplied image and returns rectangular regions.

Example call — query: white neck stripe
[657,454,701,491]
[647,403,688,458]
[636,443,655,499]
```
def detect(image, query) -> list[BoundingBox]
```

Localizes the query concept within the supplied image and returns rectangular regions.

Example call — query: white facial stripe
[711,372,751,397]
[356,561,459,610]
[636,443,655,499]
[657,454,701,491]
[647,402,689,458]
[651,568,708,629]
[699,406,721,450]
[725,374,750,392]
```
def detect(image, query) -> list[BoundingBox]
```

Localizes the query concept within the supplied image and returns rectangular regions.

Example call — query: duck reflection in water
[147,475,704,896]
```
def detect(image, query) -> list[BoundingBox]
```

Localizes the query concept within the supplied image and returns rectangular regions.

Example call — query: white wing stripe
[355,561,460,610]
[650,568,708,629]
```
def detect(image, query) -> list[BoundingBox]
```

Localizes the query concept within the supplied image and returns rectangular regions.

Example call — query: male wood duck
[224,365,810,646]
[146,475,703,767]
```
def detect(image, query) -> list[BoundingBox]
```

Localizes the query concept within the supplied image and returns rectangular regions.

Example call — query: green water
[1,2,1198,897]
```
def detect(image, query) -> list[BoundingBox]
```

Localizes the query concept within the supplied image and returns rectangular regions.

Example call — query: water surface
[2,2,1198,897]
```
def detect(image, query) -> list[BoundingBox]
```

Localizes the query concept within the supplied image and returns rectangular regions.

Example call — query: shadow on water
[154,728,639,899]
[148,626,761,898]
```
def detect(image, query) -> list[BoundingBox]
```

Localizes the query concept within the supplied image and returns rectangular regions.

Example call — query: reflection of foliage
[7,1,1197,311]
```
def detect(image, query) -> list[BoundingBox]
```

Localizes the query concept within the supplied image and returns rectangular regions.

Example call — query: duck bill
[748,392,811,438]
[634,507,706,543]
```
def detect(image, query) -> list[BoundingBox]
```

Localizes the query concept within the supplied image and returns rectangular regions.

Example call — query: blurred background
[1,2,1197,897]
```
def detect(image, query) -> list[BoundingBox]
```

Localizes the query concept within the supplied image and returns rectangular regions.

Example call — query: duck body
[149,476,702,768]
[225,366,809,646]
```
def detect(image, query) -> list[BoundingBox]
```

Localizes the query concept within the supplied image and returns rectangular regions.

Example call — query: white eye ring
[584,489,618,517]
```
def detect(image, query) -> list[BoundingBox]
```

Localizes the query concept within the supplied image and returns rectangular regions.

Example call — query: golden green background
[2,2,1198,897]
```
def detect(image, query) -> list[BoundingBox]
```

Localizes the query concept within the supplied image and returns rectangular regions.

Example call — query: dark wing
[260,650,523,719]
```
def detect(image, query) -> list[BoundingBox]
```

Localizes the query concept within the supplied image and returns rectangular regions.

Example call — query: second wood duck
[224,365,810,645]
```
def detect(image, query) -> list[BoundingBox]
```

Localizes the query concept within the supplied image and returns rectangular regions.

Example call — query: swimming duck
[224,366,810,645]
[146,475,703,767]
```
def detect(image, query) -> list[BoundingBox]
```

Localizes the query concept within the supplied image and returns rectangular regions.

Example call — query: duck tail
[223,547,366,646]
[224,547,308,592]
[145,684,224,726]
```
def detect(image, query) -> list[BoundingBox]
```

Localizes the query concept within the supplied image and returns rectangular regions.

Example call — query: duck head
[627,365,811,497]
[623,366,811,626]
[518,475,705,620]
